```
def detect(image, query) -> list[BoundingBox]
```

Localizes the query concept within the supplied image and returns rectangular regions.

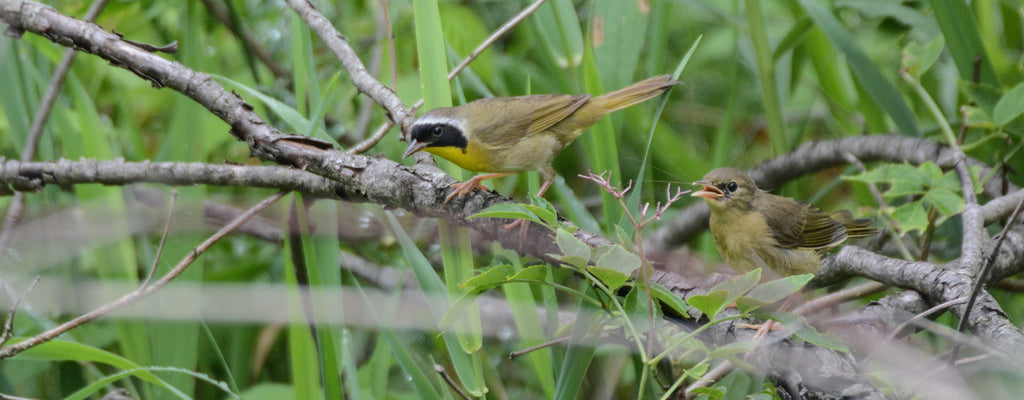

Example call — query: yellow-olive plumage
[403,75,678,202]
[692,168,878,276]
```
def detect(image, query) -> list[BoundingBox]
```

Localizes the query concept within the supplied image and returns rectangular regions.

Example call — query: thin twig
[142,190,178,287]
[0,0,110,259]
[508,335,570,360]
[0,276,40,348]
[791,281,888,316]
[284,0,414,131]
[861,296,969,366]
[0,391,37,400]
[347,0,548,154]
[197,0,290,81]
[0,192,286,360]
[435,364,473,400]
[683,360,733,397]
[350,1,388,140]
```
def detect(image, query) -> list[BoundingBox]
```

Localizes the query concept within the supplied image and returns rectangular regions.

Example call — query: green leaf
[469,202,545,225]
[707,341,757,359]
[792,324,850,353]
[587,266,630,291]
[689,387,724,399]
[902,36,945,79]
[649,283,690,316]
[511,265,552,281]
[623,286,662,332]
[925,188,965,216]
[929,0,1001,101]
[592,244,641,275]
[12,339,161,384]
[687,290,731,320]
[891,200,930,234]
[709,268,761,298]
[555,229,590,267]
[528,0,584,68]
[994,83,1024,126]
[523,204,559,227]
[735,274,813,314]
[797,0,921,136]
[461,265,515,291]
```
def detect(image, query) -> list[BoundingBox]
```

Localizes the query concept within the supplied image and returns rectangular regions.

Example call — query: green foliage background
[1,0,1023,398]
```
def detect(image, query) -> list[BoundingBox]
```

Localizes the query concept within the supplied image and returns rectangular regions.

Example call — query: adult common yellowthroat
[692,168,878,276]
[403,75,678,203]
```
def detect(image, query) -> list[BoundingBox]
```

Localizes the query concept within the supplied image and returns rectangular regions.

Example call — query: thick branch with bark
[0,0,610,259]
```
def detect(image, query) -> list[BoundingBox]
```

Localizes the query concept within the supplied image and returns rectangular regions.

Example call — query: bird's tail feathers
[590,75,678,114]
[830,210,881,239]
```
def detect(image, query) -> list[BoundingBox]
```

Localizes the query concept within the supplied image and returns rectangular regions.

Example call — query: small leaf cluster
[845,161,970,235]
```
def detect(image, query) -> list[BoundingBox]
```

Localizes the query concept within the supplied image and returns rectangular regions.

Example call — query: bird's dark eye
[431,126,443,137]
[727,182,738,192]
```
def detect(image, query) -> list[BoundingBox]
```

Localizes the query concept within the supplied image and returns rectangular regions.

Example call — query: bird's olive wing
[798,203,849,249]
[754,193,807,249]
[474,94,591,148]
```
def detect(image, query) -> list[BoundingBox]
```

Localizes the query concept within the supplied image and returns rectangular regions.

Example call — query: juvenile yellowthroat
[692,168,878,276]
[403,75,678,203]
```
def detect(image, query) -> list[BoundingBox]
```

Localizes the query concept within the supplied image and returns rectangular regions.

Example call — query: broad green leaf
[523,204,559,227]
[707,341,757,360]
[891,200,930,234]
[709,269,761,298]
[901,37,944,79]
[925,188,965,216]
[623,286,662,332]
[511,265,552,281]
[963,105,994,127]
[791,324,850,353]
[555,229,590,265]
[461,265,515,291]
[587,266,629,291]
[687,290,731,320]
[994,83,1024,126]
[593,244,641,275]
[12,339,161,383]
[469,202,544,225]
[883,178,926,198]
[735,274,813,314]
[929,0,1001,100]
[689,386,723,399]
[962,81,1004,116]
[649,283,690,316]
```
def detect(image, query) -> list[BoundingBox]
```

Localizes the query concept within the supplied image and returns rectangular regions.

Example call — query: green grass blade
[282,203,324,400]
[930,0,1001,91]
[527,0,584,68]
[581,46,621,231]
[745,0,788,154]
[553,301,599,400]
[797,0,921,136]
[496,249,557,398]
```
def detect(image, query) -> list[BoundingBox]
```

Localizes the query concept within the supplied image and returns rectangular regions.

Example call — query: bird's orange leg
[738,295,797,339]
[444,173,514,204]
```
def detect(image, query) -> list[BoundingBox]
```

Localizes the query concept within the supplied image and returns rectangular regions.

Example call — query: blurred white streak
[0,275,570,338]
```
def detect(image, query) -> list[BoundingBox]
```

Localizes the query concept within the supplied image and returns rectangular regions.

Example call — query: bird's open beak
[402,139,427,159]
[691,180,724,200]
